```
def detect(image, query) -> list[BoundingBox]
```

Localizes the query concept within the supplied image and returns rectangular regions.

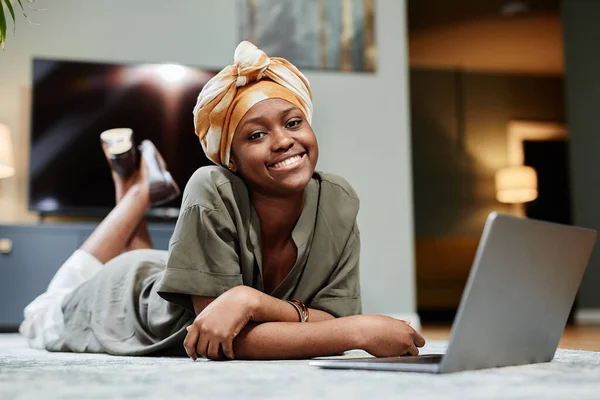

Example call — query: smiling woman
[19,41,425,361]
[230,98,318,197]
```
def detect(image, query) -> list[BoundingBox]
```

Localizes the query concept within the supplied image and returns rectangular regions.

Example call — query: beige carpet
[2,333,600,399]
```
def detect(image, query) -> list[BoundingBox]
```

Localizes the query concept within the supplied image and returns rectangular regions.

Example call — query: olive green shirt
[47,166,361,356]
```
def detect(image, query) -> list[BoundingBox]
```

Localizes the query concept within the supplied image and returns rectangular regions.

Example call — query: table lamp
[495,165,538,204]
[0,124,15,179]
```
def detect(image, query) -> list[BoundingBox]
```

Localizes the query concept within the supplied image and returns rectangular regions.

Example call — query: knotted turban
[193,41,313,168]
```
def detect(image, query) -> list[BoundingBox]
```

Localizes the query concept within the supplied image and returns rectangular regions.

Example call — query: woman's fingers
[207,340,222,361]
[413,329,426,347]
[405,343,419,356]
[183,325,199,360]
[196,332,210,359]
[221,338,235,360]
[401,320,426,348]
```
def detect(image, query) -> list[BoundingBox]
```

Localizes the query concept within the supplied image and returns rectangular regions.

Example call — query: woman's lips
[268,153,306,171]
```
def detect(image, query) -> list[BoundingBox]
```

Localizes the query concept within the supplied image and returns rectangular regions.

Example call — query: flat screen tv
[29,58,219,218]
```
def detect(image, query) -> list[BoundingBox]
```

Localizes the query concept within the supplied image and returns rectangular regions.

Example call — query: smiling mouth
[269,153,306,170]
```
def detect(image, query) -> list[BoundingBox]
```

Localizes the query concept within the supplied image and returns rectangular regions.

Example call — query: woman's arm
[231,320,357,360]
[186,287,335,360]
[184,314,425,360]
[191,286,335,323]
[185,319,355,360]
[185,287,425,361]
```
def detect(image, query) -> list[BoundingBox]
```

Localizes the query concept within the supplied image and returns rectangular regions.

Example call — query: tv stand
[0,221,175,331]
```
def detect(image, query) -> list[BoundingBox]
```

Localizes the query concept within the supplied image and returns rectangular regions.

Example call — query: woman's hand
[351,315,426,357]
[184,286,258,361]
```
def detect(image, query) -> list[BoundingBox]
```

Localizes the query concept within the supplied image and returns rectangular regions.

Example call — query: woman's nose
[271,128,294,152]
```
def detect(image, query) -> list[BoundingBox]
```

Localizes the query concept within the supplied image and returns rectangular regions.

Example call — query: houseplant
[0,0,40,49]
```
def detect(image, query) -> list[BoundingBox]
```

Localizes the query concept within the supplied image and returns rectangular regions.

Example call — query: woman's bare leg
[125,220,153,251]
[112,167,137,204]
[80,161,151,264]
[80,181,150,264]
[112,169,154,252]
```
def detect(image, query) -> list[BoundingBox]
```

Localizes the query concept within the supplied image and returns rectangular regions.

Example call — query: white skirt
[19,250,104,349]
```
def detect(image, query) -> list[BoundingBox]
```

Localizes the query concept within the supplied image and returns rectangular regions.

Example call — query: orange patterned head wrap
[193,41,313,168]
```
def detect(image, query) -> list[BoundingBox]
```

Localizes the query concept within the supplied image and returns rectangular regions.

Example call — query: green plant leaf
[0,0,7,49]
[1,0,41,49]
[15,0,28,20]
[5,0,15,28]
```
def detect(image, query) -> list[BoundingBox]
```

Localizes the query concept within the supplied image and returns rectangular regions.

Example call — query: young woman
[20,41,425,360]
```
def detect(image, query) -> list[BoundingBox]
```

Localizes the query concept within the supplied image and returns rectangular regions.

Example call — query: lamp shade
[0,124,15,179]
[495,166,538,204]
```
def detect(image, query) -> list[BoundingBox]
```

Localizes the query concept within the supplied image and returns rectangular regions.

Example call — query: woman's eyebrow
[242,107,299,128]
[241,115,268,126]
[280,107,298,116]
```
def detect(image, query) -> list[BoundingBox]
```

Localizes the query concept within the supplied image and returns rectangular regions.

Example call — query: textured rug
[2,333,600,399]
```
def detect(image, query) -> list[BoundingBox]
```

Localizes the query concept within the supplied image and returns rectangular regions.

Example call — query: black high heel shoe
[100,128,138,178]
[139,140,181,207]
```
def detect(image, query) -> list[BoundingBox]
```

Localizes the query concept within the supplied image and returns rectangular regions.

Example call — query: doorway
[523,139,572,225]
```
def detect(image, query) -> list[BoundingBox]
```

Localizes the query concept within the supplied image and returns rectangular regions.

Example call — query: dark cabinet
[0,223,174,330]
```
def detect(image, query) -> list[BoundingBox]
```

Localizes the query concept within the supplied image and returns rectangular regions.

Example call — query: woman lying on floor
[19,41,425,361]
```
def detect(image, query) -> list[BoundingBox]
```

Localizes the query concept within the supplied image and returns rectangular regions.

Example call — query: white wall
[0,0,416,317]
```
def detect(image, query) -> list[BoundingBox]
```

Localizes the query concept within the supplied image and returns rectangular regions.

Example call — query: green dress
[46,166,362,356]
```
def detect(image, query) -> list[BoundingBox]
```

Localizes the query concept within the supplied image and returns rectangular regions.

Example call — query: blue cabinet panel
[0,222,175,329]
[0,227,80,327]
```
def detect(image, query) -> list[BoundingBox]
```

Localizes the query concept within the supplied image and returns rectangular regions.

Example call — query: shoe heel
[100,128,137,178]
[139,140,182,207]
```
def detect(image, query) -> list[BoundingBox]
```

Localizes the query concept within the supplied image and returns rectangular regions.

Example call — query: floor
[4,333,600,399]
[422,324,600,351]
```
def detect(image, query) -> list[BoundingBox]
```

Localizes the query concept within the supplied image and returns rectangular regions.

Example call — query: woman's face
[230,98,319,197]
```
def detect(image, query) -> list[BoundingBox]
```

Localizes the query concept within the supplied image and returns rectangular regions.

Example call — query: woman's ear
[228,158,238,173]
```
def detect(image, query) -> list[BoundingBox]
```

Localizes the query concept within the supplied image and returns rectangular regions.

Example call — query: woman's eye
[286,119,302,129]
[248,132,266,140]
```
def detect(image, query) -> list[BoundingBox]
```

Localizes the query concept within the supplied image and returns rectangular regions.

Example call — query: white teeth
[272,154,302,169]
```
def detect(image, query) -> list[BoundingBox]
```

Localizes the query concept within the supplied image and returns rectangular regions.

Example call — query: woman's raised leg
[125,220,153,252]
[112,167,154,253]
[80,166,151,264]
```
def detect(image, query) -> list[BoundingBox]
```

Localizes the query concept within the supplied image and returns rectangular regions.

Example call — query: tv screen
[29,58,219,218]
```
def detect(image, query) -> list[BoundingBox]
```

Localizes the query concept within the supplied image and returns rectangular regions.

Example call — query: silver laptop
[310,212,596,373]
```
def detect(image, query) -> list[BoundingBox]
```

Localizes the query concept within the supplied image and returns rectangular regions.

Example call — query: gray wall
[411,68,565,237]
[0,1,416,317]
[562,0,600,309]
